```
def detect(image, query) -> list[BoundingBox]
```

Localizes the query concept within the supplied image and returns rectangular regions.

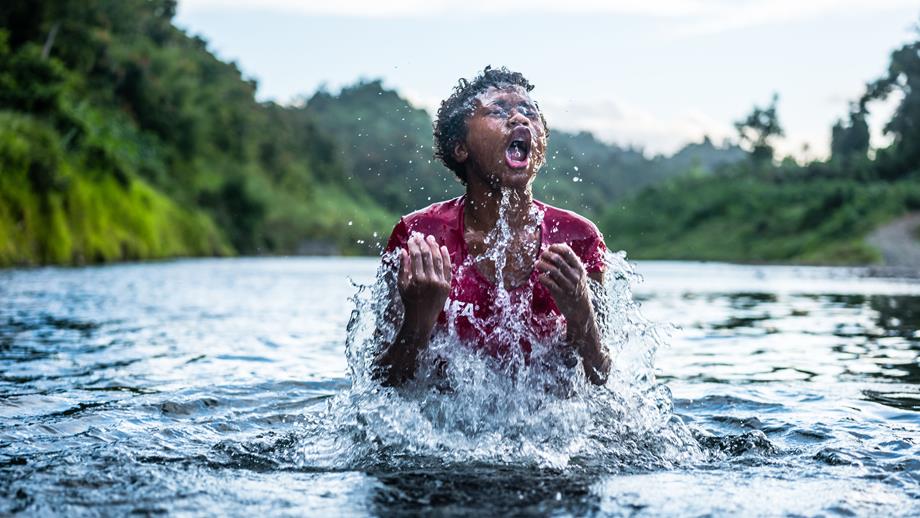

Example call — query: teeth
[507,139,529,163]
[508,142,526,161]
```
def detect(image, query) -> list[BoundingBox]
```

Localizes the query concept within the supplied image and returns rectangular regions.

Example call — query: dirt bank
[866,213,920,272]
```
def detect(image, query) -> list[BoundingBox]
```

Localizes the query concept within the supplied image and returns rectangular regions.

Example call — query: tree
[734,93,784,163]
[830,107,870,161]
[860,21,920,177]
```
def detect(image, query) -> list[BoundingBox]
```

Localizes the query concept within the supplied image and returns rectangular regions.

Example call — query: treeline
[0,0,390,265]
[3,0,912,267]
[0,0,743,266]
[602,23,920,265]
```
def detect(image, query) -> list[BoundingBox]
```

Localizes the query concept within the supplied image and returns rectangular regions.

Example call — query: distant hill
[304,81,745,221]
[539,132,743,217]
[303,80,462,215]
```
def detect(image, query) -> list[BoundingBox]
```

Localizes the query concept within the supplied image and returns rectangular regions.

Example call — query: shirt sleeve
[579,227,608,274]
[384,217,410,254]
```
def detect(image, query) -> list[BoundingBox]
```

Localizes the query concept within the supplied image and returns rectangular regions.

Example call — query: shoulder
[384,197,464,253]
[536,199,608,272]
[536,200,604,244]
[400,196,464,230]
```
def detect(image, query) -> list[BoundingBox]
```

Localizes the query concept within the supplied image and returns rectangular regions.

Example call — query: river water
[1,258,918,516]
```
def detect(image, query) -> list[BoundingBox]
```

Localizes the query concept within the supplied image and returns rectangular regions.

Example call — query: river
[1,258,918,515]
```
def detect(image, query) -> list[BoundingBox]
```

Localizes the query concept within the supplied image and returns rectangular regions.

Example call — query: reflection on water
[0,258,918,516]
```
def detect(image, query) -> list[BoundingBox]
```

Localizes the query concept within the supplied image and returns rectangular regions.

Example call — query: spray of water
[294,192,704,470]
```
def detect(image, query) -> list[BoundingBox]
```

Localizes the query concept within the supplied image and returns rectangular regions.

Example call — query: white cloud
[672,0,918,37]
[399,88,442,116]
[180,0,918,35]
[180,0,706,19]
[539,97,735,155]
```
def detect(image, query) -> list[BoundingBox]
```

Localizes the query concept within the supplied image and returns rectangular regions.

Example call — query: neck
[464,179,534,232]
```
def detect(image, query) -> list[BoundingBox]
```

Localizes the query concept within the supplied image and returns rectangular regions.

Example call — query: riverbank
[867,213,920,268]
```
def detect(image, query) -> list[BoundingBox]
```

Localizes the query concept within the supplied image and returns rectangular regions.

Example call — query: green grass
[0,112,229,266]
[600,174,920,265]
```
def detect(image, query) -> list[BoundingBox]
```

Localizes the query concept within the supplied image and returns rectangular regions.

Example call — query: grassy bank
[0,112,229,266]
[601,174,920,265]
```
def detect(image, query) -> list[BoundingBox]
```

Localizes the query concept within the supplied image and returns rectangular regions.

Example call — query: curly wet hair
[433,66,548,184]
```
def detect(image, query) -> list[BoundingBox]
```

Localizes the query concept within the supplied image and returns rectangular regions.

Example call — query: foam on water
[294,191,705,470]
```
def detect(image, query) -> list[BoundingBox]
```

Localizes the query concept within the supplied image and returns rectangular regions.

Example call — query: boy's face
[457,85,547,190]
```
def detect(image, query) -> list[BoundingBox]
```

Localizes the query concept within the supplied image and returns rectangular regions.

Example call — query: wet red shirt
[384,195,607,357]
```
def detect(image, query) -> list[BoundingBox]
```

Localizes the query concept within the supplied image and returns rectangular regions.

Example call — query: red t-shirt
[384,195,607,358]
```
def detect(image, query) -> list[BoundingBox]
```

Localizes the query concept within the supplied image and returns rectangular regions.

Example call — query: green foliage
[304,80,462,214]
[0,0,395,265]
[0,111,228,265]
[860,27,920,179]
[599,17,920,265]
[734,93,783,162]
[538,132,743,218]
[600,172,919,265]
[0,31,68,115]
[1,1,917,267]
[831,110,870,161]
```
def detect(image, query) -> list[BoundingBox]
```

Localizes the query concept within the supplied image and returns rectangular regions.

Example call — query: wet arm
[537,244,611,385]
[375,307,439,386]
[373,234,452,386]
[566,270,610,385]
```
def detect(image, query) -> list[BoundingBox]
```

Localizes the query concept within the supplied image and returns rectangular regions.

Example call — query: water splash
[294,194,704,471]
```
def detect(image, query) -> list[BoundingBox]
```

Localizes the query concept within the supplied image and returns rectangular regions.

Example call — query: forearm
[566,307,610,385]
[375,234,451,386]
[536,244,610,384]
[374,309,435,386]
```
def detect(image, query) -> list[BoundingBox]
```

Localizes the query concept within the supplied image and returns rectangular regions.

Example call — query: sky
[174,1,919,158]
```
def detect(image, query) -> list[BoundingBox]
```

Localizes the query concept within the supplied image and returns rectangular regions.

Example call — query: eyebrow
[487,99,537,109]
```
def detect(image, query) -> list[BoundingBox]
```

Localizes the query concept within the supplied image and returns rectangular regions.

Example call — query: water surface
[1,258,918,515]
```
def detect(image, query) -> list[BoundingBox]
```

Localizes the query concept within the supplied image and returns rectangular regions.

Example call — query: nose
[508,109,530,127]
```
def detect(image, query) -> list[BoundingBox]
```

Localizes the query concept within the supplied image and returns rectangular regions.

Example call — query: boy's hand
[398,234,452,334]
[536,244,592,326]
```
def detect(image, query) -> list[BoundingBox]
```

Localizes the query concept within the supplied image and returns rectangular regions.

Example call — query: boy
[376,67,610,386]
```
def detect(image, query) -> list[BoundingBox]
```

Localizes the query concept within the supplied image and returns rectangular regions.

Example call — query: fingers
[538,270,564,298]
[405,234,451,284]
[407,234,425,280]
[418,236,434,277]
[548,244,584,273]
[399,248,411,282]
[426,235,442,279]
[439,245,452,280]
[535,257,568,286]
[538,249,581,286]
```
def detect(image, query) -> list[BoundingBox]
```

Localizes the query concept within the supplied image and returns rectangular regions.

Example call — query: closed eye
[517,103,539,119]
[487,106,508,117]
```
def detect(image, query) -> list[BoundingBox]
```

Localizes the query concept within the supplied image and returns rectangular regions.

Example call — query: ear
[453,141,469,164]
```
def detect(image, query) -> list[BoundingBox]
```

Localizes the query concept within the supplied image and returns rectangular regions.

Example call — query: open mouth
[505,126,532,169]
